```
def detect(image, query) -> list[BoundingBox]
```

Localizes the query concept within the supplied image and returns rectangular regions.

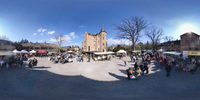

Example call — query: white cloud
[33,33,37,36]
[107,38,132,45]
[48,31,55,35]
[40,33,44,35]
[69,32,78,38]
[79,25,87,28]
[50,38,57,42]
[37,28,42,32]
[37,28,47,33]
[42,29,47,32]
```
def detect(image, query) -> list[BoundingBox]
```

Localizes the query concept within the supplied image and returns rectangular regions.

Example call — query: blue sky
[0,0,200,47]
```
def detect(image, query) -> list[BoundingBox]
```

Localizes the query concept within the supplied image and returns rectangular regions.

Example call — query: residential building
[22,42,58,52]
[157,40,180,52]
[180,32,200,52]
[0,39,15,51]
[157,32,200,52]
[82,27,107,52]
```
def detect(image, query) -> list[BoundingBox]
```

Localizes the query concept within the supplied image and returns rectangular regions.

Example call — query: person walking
[134,62,138,70]
[165,61,172,77]
[33,58,38,66]
[189,62,195,74]
[124,60,127,67]
[139,63,145,75]
[144,61,149,74]
[130,54,133,62]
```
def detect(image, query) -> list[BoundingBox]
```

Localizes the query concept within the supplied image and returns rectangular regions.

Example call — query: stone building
[180,32,200,52]
[22,42,58,52]
[82,27,107,52]
[157,40,181,52]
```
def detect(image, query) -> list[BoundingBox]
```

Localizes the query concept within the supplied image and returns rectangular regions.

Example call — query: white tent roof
[48,51,57,54]
[132,50,140,53]
[163,52,181,56]
[67,51,73,53]
[117,50,127,53]
[94,52,115,55]
[157,49,165,52]
[30,50,36,53]
[13,49,21,53]
[20,50,29,53]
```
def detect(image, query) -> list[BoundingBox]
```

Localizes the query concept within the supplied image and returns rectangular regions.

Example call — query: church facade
[82,27,107,52]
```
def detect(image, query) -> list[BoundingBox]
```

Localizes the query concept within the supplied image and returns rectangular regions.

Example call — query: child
[124,60,127,67]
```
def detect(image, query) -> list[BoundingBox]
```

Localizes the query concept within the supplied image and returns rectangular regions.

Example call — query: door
[88,46,90,51]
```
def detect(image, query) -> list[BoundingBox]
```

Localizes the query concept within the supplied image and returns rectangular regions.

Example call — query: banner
[188,51,200,56]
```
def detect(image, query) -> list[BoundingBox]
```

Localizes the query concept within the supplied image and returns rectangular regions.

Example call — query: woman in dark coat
[144,61,149,74]
[33,58,38,66]
[134,62,138,70]
[166,62,172,77]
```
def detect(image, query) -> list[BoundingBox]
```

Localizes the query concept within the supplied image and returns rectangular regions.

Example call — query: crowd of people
[0,55,27,69]
[28,58,38,68]
[126,53,152,80]
[49,53,74,64]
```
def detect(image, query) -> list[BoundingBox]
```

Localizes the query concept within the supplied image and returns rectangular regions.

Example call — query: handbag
[130,75,136,79]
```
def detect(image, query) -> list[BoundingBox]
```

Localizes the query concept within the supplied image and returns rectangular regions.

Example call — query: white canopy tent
[117,50,127,54]
[20,50,29,54]
[13,49,21,54]
[29,50,36,53]
[67,51,73,53]
[94,52,115,55]
[163,52,181,56]
[157,49,165,52]
[132,50,141,53]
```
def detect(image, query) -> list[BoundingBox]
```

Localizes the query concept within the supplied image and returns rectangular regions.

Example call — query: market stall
[29,50,36,56]
[94,52,115,61]
[13,49,21,55]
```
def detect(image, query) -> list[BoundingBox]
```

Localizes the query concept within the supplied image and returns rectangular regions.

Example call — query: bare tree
[53,34,67,53]
[145,26,164,51]
[0,35,9,40]
[114,16,149,50]
[54,34,65,48]
[164,36,174,42]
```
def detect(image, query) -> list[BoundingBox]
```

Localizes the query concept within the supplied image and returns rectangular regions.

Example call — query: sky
[0,0,200,47]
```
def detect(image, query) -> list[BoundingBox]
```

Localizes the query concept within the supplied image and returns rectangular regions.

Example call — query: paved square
[0,57,200,100]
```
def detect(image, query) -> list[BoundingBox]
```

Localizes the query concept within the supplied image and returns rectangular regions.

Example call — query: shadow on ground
[0,61,200,100]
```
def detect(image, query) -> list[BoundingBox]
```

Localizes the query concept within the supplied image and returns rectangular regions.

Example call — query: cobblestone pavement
[0,56,200,100]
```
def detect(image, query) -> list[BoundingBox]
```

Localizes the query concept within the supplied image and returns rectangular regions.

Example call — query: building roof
[87,27,106,36]
[22,42,58,47]
[180,32,200,37]
[0,39,13,45]
[100,27,105,32]
[157,40,180,47]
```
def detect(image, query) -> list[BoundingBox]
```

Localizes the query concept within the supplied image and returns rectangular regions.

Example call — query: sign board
[183,51,188,60]
[0,51,13,56]
[188,51,200,56]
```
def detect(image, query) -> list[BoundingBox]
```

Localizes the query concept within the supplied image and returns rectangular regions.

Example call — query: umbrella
[38,50,47,54]
[30,50,36,53]
[20,50,29,53]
